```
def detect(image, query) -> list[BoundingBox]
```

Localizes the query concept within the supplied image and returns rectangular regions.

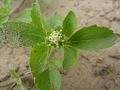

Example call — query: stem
[49,49,56,60]
[46,48,57,68]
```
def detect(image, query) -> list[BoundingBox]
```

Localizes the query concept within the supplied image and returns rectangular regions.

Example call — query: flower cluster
[47,30,64,48]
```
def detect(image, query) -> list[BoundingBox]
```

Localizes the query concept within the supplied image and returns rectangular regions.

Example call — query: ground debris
[94,65,115,76]
[109,55,120,60]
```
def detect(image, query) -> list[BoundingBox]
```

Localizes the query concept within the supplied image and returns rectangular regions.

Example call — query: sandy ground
[0,0,120,90]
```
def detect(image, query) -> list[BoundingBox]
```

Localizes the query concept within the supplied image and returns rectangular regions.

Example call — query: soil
[0,0,120,90]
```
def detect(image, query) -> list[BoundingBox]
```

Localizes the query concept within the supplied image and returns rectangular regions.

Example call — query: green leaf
[31,1,47,32]
[63,46,77,69]
[68,25,117,51]
[14,8,32,23]
[3,0,11,6]
[3,29,21,47]
[50,57,63,69]
[29,44,61,90]
[0,15,8,26]
[47,12,63,30]
[10,71,29,90]
[30,43,49,77]
[0,1,9,27]
[10,71,22,85]
[42,0,54,4]
[0,6,9,16]
[31,2,41,26]
[63,11,77,37]
[3,22,46,46]
[49,70,61,90]
[35,69,61,90]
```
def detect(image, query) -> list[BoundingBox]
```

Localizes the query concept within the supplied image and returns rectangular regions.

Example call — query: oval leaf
[30,44,49,77]
[14,8,32,23]
[3,22,46,46]
[0,15,8,27]
[63,46,77,69]
[31,1,47,32]
[47,12,63,30]
[63,11,77,37]
[35,69,61,90]
[68,25,117,51]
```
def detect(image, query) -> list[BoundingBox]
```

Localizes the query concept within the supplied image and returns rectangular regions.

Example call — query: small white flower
[47,30,64,48]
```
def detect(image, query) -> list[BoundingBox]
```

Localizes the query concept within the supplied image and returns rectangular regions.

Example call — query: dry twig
[9,0,25,17]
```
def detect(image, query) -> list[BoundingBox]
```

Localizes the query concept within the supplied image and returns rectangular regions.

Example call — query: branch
[9,0,25,17]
